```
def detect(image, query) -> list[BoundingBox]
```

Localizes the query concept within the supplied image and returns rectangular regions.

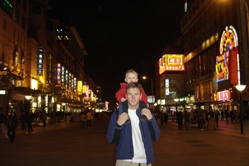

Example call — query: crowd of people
[79,110,94,129]
[0,110,48,143]
[0,108,98,143]
[154,107,247,131]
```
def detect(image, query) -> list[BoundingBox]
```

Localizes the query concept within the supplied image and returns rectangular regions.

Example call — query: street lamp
[174,98,179,112]
[24,95,32,113]
[235,84,246,135]
[142,76,154,103]
[25,95,32,100]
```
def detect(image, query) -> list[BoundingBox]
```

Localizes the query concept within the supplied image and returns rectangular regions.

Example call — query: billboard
[159,55,166,74]
[77,81,83,95]
[37,47,43,76]
[216,25,239,84]
[213,89,232,101]
[159,54,184,74]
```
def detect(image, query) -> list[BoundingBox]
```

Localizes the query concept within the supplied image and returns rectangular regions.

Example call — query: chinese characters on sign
[159,54,185,74]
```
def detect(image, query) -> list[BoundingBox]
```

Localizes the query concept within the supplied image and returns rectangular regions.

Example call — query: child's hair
[125,69,138,77]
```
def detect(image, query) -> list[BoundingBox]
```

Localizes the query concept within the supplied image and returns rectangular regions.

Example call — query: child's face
[125,72,138,83]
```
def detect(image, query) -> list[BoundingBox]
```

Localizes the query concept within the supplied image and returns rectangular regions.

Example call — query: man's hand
[141,108,152,120]
[116,112,129,126]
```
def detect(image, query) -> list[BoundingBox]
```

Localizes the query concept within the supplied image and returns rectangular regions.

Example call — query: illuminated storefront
[158,54,185,112]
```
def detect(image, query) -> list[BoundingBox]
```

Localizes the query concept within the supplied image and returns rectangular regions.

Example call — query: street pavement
[0,117,249,166]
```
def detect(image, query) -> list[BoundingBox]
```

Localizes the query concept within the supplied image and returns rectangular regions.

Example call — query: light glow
[235,84,246,92]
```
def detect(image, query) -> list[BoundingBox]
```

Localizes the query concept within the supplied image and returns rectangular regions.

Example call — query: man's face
[126,87,142,109]
[125,72,138,83]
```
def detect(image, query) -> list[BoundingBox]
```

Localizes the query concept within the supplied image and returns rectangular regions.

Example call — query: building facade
[157,0,249,118]
[0,0,98,119]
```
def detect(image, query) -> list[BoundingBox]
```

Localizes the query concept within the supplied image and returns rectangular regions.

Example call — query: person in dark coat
[7,112,18,143]
[184,110,190,130]
[177,111,183,130]
[164,111,168,125]
[41,111,46,127]
[20,112,27,131]
[26,112,34,132]
[214,111,219,128]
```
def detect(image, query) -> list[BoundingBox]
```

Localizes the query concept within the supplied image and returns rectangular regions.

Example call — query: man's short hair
[126,82,142,93]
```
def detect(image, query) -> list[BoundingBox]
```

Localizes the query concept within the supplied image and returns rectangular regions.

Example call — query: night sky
[47,0,184,109]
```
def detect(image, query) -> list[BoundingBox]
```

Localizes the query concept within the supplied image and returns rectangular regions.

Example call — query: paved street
[0,117,249,166]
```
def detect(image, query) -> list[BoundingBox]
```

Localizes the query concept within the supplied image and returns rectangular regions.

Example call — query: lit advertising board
[0,90,6,95]
[159,55,166,74]
[165,78,169,96]
[56,63,61,85]
[216,25,239,84]
[159,54,184,74]
[213,90,232,101]
[83,85,89,100]
[215,54,227,82]
[74,77,77,92]
[37,47,43,76]
[77,81,82,95]
[165,54,184,71]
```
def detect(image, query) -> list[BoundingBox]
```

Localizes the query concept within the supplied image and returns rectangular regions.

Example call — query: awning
[8,73,24,80]
[12,93,25,100]
[12,87,42,96]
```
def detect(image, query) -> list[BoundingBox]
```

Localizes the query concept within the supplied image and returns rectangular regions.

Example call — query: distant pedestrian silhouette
[7,112,18,143]
[177,112,183,130]
[79,111,86,128]
[27,112,34,132]
[86,110,92,128]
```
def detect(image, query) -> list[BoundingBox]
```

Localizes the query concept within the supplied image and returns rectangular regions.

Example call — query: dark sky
[47,0,184,109]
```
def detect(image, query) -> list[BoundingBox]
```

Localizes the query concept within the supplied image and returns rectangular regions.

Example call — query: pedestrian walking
[225,109,229,122]
[214,111,219,128]
[41,110,46,127]
[106,82,160,166]
[79,111,86,128]
[184,110,190,130]
[234,110,237,123]
[177,111,183,130]
[86,110,92,128]
[164,111,168,125]
[20,112,27,131]
[26,112,34,132]
[7,112,18,143]
[230,110,235,123]
[158,111,164,126]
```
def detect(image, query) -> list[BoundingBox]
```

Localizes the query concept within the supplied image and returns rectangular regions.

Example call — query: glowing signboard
[37,47,43,76]
[216,25,239,84]
[159,54,184,74]
[213,90,232,101]
[159,55,166,74]
[77,81,82,95]
[165,54,184,71]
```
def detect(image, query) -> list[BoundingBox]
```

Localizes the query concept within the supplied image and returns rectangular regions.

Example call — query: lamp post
[235,84,246,135]
[235,0,248,135]
[142,76,154,103]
